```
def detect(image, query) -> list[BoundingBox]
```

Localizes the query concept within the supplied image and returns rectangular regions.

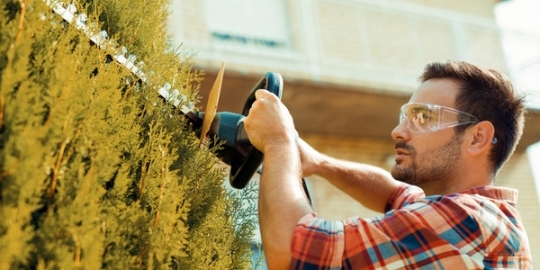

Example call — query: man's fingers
[255,89,280,101]
[255,89,270,99]
[250,89,280,115]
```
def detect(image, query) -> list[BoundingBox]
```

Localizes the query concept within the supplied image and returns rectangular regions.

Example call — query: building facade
[168,0,540,267]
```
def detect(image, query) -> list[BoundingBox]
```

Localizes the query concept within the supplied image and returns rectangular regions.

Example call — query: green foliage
[0,0,258,269]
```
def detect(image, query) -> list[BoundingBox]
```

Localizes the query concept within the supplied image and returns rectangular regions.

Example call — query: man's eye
[413,110,430,119]
[410,113,427,131]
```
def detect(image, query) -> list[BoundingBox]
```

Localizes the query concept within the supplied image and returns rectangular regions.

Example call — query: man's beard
[391,134,463,188]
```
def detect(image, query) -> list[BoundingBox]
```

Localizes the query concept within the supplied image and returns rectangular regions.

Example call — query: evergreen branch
[65,121,84,163]
[0,94,5,129]
[72,231,81,267]
[153,145,166,229]
[1,0,30,97]
[0,161,19,180]
[48,139,68,201]
[126,10,143,48]
[137,242,150,267]
[137,158,149,201]
[15,0,29,45]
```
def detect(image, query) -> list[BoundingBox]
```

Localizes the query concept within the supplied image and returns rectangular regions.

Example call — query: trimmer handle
[229,72,283,189]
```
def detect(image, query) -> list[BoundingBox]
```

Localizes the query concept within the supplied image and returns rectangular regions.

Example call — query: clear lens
[399,103,478,132]
[400,103,437,132]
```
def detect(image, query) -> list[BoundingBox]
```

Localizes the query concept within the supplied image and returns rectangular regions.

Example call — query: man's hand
[244,89,324,178]
[244,89,297,153]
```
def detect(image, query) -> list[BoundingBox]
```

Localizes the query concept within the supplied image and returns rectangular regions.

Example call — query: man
[244,61,532,269]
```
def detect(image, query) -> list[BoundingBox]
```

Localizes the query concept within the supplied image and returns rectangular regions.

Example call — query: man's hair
[419,60,525,173]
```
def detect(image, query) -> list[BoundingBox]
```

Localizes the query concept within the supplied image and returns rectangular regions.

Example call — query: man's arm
[244,90,312,269]
[258,141,312,269]
[298,139,402,213]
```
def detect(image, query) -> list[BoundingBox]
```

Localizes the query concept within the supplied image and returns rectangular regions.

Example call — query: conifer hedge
[0,0,259,269]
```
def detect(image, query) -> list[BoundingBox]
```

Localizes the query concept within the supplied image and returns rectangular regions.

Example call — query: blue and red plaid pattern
[291,185,531,269]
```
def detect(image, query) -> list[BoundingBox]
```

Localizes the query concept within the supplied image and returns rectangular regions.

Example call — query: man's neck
[421,179,494,196]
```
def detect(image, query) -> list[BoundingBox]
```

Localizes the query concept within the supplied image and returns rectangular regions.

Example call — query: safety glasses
[399,102,479,132]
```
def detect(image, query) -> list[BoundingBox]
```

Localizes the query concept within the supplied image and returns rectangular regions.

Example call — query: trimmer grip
[230,72,283,189]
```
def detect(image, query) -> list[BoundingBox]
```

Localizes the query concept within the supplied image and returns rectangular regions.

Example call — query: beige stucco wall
[169,0,507,94]
[302,133,539,268]
[400,0,501,18]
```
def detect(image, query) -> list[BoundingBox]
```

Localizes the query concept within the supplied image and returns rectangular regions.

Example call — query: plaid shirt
[291,185,532,269]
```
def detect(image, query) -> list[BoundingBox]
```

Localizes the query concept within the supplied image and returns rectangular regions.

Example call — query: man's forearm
[314,154,401,213]
[259,141,313,269]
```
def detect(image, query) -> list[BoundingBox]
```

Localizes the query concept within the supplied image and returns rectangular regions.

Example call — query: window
[205,0,290,50]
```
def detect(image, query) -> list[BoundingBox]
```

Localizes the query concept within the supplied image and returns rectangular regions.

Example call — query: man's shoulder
[396,185,518,210]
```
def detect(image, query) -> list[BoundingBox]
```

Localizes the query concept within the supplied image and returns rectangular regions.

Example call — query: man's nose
[391,120,410,142]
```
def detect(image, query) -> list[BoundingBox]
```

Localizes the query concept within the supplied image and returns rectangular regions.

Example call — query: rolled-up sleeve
[384,184,425,212]
[290,185,424,269]
[291,213,345,269]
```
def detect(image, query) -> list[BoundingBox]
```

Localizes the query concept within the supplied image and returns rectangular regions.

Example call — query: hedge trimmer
[43,1,287,190]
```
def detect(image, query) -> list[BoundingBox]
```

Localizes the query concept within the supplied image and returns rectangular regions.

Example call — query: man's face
[390,78,465,190]
[391,132,463,188]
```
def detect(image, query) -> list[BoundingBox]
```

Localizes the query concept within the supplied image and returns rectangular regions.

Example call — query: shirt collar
[458,186,518,206]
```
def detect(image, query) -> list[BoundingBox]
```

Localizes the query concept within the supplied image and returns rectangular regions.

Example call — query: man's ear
[466,121,495,156]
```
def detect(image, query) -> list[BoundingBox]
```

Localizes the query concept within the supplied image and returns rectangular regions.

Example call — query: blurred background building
[167,0,540,267]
